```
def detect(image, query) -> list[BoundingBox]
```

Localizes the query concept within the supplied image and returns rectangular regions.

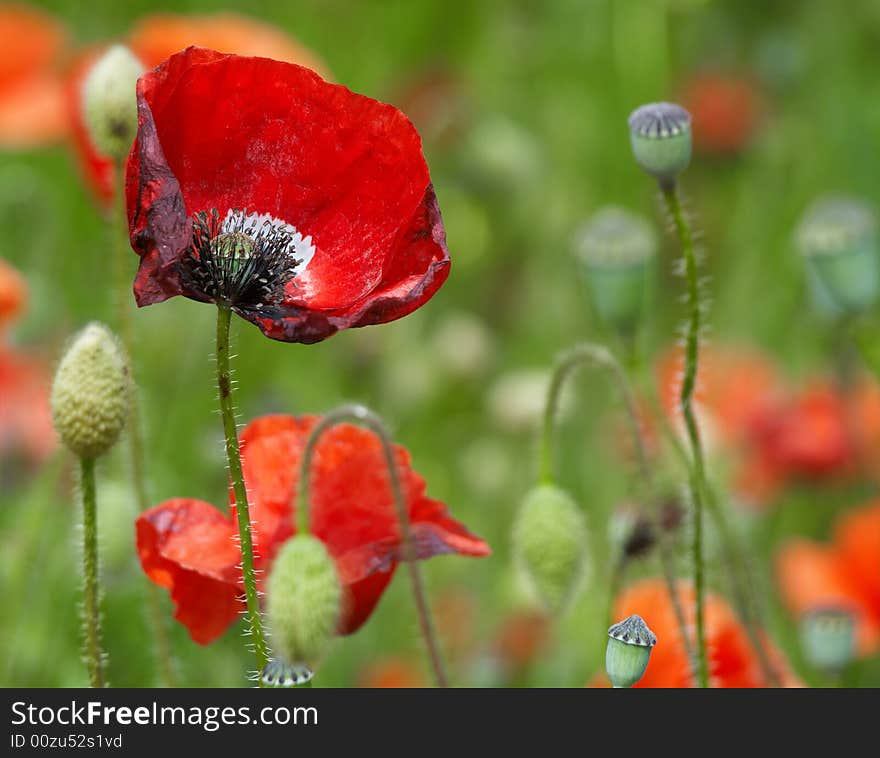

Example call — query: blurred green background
[3,0,880,687]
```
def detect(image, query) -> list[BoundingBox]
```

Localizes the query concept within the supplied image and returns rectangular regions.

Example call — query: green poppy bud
[796,195,880,315]
[266,534,342,667]
[628,102,692,189]
[81,44,144,162]
[574,206,657,333]
[51,322,129,459]
[798,607,855,673]
[511,484,588,614]
[605,614,657,688]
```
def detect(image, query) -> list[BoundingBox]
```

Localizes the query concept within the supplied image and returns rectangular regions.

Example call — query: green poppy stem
[110,161,176,687]
[215,303,269,674]
[296,404,449,688]
[661,185,710,688]
[80,456,105,688]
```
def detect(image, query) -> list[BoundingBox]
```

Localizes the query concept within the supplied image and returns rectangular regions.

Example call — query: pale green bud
[574,206,657,333]
[511,484,588,614]
[798,608,855,673]
[628,103,692,189]
[266,535,341,667]
[796,195,880,315]
[51,322,129,459]
[82,45,144,162]
[605,614,657,688]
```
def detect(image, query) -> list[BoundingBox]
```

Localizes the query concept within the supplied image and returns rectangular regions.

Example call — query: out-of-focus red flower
[493,610,550,674]
[67,12,329,207]
[0,5,68,148]
[127,47,450,344]
[680,73,760,155]
[357,657,427,688]
[0,258,56,466]
[434,587,479,659]
[136,414,490,645]
[590,578,800,688]
[776,501,880,656]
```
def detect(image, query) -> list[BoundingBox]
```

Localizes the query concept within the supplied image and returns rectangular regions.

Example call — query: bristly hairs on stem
[295,404,450,688]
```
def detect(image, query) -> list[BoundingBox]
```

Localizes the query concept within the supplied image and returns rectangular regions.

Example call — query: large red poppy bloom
[136,414,490,644]
[589,578,801,688]
[126,47,450,344]
[776,501,880,656]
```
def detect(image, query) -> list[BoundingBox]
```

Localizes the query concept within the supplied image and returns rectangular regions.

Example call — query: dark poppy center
[183,208,309,308]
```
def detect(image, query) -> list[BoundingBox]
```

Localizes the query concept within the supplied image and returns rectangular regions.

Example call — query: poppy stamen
[185,208,314,307]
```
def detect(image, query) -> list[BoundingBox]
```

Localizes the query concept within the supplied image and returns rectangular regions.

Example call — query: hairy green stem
[110,161,176,687]
[662,186,710,688]
[537,343,694,667]
[296,404,449,688]
[80,457,105,688]
[216,304,268,673]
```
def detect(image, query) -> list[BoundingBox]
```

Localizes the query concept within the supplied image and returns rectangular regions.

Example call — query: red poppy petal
[338,569,395,635]
[136,498,242,644]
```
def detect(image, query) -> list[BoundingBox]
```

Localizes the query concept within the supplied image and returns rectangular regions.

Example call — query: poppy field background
[3,0,880,688]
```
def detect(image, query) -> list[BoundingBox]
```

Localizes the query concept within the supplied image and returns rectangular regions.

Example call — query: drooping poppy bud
[265,534,342,668]
[798,607,856,673]
[573,206,657,334]
[81,44,144,162]
[50,322,129,459]
[796,195,880,315]
[511,484,587,614]
[628,102,692,189]
[605,613,657,688]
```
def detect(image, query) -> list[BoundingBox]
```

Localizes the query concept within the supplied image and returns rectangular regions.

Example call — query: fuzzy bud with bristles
[796,195,880,315]
[628,102,692,189]
[266,535,341,667]
[81,44,144,162]
[798,607,855,673]
[51,322,129,459]
[511,484,588,614]
[605,614,657,688]
[574,206,657,333]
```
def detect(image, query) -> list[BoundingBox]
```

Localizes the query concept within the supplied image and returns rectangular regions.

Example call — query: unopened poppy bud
[605,614,657,688]
[628,102,692,188]
[796,195,880,314]
[574,206,657,333]
[51,322,129,459]
[266,534,341,667]
[798,607,855,672]
[82,45,144,162]
[511,484,587,614]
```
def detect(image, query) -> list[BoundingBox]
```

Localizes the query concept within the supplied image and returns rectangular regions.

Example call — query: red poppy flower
[0,259,57,466]
[67,13,329,207]
[136,414,490,645]
[589,578,800,688]
[126,47,450,344]
[776,501,880,656]
[356,657,427,688]
[0,5,68,149]
[680,73,760,155]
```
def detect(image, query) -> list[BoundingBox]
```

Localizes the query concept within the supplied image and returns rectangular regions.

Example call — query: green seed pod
[574,206,657,333]
[260,659,314,688]
[796,195,880,315]
[51,322,129,459]
[266,534,341,667]
[628,102,692,189]
[81,44,144,162]
[605,614,657,688]
[798,607,855,673]
[511,484,588,614]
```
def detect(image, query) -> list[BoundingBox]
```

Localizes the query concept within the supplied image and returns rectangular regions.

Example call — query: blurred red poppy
[493,610,550,675]
[776,501,880,656]
[0,259,56,466]
[590,578,800,688]
[67,12,329,207]
[680,73,761,155]
[127,47,450,344]
[357,657,427,688]
[136,414,490,645]
[0,4,68,149]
